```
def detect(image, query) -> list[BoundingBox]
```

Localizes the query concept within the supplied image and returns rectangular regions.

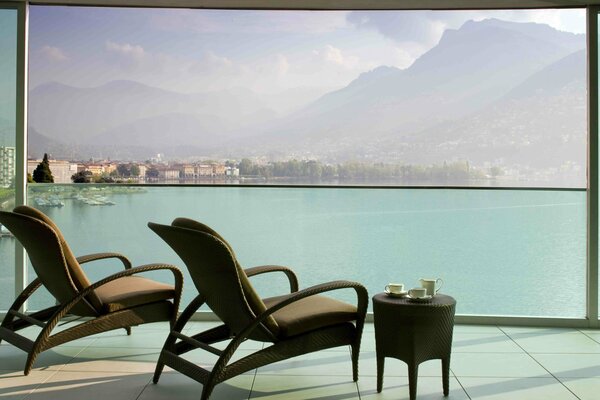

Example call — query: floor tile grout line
[134,374,154,400]
[452,374,473,400]
[579,329,600,345]
[21,337,100,400]
[246,342,264,400]
[499,326,583,400]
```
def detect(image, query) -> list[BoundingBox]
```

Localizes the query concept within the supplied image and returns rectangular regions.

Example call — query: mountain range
[27,18,587,184]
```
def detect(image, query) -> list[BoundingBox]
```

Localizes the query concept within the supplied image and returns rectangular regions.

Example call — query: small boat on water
[34,196,64,207]
[79,195,116,206]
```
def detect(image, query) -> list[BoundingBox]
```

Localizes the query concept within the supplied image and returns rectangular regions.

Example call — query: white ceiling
[4,0,599,10]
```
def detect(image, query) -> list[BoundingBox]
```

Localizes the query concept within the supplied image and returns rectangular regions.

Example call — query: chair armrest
[76,252,132,270]
[238,280,368,342]
[244,265,299,293]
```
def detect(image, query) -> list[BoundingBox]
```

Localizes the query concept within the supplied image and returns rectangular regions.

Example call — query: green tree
[146,167,159,178]
[239,158,254,175]
[94,174,115,183]
[130,164,140,177]
[71,171,93,183]
[117,164,131,177]
[32,153,54,183]
[490,166,504,178]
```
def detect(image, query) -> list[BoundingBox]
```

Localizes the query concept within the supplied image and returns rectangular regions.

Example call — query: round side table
[372,293,456,400]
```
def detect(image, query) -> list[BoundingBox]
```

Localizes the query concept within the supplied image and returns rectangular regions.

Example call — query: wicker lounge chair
[0,206,183,375]
[148,218,368,400]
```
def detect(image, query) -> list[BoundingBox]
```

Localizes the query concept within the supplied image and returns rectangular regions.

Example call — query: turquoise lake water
[0,186,587,317]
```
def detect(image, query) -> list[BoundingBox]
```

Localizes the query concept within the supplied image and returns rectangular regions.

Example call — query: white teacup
[419,278,443,296]
[385,283,405,294]
[408,287,428,299]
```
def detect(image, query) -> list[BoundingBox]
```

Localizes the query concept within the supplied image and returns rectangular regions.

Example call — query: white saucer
[407,294,433,302]
[385,289,408,298]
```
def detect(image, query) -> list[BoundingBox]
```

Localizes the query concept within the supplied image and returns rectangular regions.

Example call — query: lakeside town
[0,145,585,196]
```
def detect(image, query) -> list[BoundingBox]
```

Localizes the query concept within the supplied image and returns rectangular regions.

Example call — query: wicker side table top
[372,292,456,310]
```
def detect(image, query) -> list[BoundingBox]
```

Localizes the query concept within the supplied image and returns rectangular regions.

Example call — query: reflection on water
[0,185,587,317]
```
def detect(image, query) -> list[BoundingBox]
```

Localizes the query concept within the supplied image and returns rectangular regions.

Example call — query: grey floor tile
[129,322,172,332]
[0,370,58,400]
[176,349,264,375]
[451,353,551,378]
[140,371,253,400]
[0,345,86,372]
[452,332,523,353]
[256,350,357,377]
[458,377,579,399]
[507,330,600,354]
[250,374,360,399]
[532,353,600,378]
[581,331,600,344]
[559,377,600,400]
[362,355,449,378]
[358,375,468,400]
[90,330,170,349]
[453,325,503,334]
[25,370,152,400]
[59,346,161,373]
[3,325,102,347]
[182,321,221,333]
[500,327,577,335]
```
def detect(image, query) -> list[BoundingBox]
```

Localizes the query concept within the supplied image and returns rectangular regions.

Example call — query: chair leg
[154,295,206,384]
[125,327,132,336]
[442,356,451,396]
[351,342,360,382]
[24,347,42,376]
[200,382,216,400]
[153,359,165,384]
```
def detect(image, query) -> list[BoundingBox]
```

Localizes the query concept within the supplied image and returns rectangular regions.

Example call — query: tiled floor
[1,322,600,399]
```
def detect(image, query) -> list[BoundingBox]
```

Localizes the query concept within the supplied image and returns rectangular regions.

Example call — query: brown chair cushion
[94,276,175,313]
[13,205,103,311]
[263,294,358,338]
[171,217,279,335]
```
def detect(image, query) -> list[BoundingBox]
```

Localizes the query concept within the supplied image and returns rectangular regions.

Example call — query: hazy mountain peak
[349,65,402,88]
[31,81,82,95]
[456,17,583,44]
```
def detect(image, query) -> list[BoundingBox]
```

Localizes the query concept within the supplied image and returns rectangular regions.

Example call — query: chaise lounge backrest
[149,219,279,341]
[0,206,102,315]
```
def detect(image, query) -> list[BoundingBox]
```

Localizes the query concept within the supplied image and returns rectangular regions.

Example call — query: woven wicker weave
[0,207,183,375]
[373,293,456,400]
[149,220,368,400]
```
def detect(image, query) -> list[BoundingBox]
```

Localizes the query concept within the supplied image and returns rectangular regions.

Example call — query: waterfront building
[182,164,195,178]
[213,164,226,176]
[226,166,240,177]
[137,164,147,179]
[158,167,180,180]
[196,164,213,176]
[27,159,79,184]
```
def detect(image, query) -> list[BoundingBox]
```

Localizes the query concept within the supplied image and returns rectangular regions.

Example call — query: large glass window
[22,7,589,317]
[0,7,17,310]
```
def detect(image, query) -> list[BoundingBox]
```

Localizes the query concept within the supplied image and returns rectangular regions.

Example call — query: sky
[28,7,586,97]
